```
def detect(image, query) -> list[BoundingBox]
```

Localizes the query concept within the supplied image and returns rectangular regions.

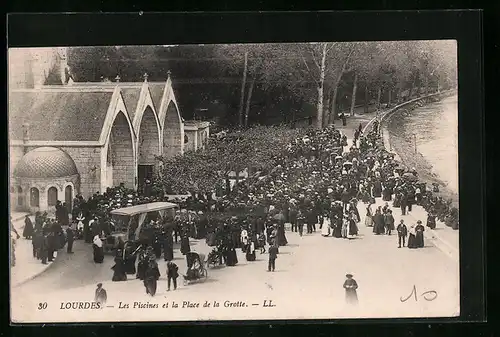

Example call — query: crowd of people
[11,115,459,298]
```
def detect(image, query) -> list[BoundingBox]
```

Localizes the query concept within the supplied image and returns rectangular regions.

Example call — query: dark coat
[166,261,179,278]
[397,224,408,236]
[269,246,278,260]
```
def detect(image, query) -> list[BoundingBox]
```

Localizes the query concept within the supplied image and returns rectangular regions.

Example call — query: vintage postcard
[9,41,459,323]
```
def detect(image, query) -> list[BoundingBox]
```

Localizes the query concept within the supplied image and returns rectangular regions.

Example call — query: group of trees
[154,125,301,195]
[65,40,457,128]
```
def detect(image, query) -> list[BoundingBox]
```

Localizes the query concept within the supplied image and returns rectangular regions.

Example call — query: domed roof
[14,147,78,179]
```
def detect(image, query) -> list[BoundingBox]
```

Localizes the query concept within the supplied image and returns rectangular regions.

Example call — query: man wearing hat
[94,283,107,307]
[396,219,408,248]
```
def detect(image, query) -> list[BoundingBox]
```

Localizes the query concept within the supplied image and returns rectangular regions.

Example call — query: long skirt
[277,230,288,246]
[124,255,137,274]
[321,223,331,237]
[226,248,238,266]
[427,217,436,229]
[408,233,418,249]
[342,227,348,238]
[333,224,343,238]
[365,215,373,227]
[349,221,358,236]
[180,237,191,255]
[112,263,127,282]
[153,242,162,259]
[246,250,256,261]
[345,289,358,304]
[136,261,147,280]
[144,277,157,296]
[93,245,104,263]
[415,232,424,248]
[382,189,392,201]
[393,196,401,208]
[164,246,174,261]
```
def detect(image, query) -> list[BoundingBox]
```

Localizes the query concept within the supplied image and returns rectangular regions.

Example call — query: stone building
[183,121,210,152]
[9,47,209,214]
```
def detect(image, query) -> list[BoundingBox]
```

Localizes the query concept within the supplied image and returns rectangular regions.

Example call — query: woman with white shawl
[321,217,331,237]
[76,212,85,237]
[93,234,104,263]
[240,229,249,252]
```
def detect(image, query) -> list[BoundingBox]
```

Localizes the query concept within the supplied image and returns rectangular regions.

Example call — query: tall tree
[238,51,249,127]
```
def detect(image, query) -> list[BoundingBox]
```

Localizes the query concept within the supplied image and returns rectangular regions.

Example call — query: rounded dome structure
[14,147,78,179]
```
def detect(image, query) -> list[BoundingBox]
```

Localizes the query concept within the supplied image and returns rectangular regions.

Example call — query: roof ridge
[10,87,116,93]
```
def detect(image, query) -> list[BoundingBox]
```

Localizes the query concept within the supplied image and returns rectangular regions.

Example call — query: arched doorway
[47,187,58,207]
[65,185,73,212]
[17,186,23,207]
[162,101,182,158]
[30,187,39,208]
[105,111,135,189]
[137,106,160,193]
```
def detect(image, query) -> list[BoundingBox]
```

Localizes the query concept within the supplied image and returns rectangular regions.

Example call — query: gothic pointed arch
[100,88,137,191]
[103,110,136,190]
[161,99,183,158]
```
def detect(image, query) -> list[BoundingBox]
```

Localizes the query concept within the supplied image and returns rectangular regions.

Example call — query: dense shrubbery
[153,125,302,195]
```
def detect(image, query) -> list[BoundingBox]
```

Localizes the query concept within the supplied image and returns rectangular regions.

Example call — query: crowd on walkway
[11,115,459,299]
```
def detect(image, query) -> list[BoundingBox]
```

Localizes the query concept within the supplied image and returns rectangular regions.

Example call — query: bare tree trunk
[388,89,392,107]
[244,76,256,127]
[377,87,382,109]
[350,72,358,116]
[328,86,339,124]
[238,51,248,127]
[324,96,330,124]
[316,43,328,129]
[364,83,369,113]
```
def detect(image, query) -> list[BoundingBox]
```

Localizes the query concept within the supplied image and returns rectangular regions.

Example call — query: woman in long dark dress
[426,213,437,229]
[226,236,238,266]
[245,240,256,261]
[123,243,137,275]
[372,209,385,235]
[23,215,34,239]
[372,180,382,198]
[163,230,174,261]
[407,226,418,249]
[153,232,162,259]
[92,235,104,263]
[415,221,425,248]
[382,185,392,201]
[333,216,343,238]
[393,190,402,208]
[112,250,127,282]
[277,222,288,246]
[180,228,191,255]
[343,274,358,305]
[144,259,161,296]
[136,250,148,280]
[348,214,358,237]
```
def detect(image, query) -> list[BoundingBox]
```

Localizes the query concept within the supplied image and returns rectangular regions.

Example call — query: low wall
[362,89,457,135]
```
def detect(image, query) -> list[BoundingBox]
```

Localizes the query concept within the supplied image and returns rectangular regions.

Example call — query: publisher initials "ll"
[263,300,275,307]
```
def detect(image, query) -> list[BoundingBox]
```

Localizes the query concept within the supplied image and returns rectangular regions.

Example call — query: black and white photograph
[9,41,460,322]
